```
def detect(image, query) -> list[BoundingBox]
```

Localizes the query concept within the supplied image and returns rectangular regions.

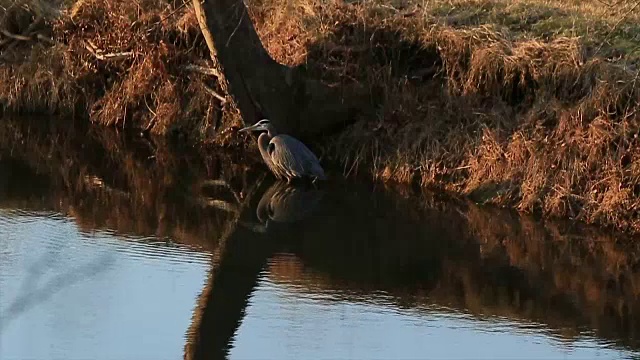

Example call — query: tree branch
[182,64,222,78]
[202,84,227,104]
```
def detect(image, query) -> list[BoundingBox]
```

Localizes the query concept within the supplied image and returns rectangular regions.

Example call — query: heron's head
[239,119,274,134]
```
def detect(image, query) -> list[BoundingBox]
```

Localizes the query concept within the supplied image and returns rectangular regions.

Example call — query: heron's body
[240,119,326,183]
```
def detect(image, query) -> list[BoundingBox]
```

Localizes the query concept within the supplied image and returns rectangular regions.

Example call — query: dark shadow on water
[2,116,640,359]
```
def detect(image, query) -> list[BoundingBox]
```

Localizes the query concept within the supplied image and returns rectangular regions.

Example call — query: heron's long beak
[239,123,260,132]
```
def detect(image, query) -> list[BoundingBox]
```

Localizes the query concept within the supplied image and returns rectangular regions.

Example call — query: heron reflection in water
[239,119,327,184]
[242,180,325,233]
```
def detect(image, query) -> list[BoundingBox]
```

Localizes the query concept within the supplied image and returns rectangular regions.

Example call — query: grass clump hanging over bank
[0,0,241,142]
[2,0,640,233]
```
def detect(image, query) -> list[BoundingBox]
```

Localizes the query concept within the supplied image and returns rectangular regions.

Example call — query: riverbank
[2,0,640,233]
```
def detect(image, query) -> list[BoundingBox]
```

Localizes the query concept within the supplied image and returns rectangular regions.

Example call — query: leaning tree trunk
[191,0,363,139]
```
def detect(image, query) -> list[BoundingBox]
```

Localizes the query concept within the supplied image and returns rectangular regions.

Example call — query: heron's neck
[258,132,271,148]
[257,132,273,164]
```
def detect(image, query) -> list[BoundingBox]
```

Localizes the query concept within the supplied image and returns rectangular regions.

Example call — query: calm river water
[1,119,640,359]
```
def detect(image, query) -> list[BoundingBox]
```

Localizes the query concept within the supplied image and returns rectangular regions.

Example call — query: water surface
[0,210,211,360]
[1,119,640,359]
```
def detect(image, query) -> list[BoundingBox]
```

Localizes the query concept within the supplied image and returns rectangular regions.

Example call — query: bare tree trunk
[191,0,362,139]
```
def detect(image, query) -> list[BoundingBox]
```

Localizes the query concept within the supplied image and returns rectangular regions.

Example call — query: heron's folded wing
[279,135,325,176]
[270,136,305,178]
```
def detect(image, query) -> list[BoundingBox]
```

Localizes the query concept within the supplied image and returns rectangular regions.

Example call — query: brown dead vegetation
[2,0,640,233]
[0,0,241,142]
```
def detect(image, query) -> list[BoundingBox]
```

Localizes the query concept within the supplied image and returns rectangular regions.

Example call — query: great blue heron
[239,119,326,183]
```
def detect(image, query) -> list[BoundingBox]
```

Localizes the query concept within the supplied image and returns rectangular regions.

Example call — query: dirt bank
[2,0,640,233]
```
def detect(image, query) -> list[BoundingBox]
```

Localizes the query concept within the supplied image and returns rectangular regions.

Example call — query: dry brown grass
[0,0,244,143]
[2,0,640,232]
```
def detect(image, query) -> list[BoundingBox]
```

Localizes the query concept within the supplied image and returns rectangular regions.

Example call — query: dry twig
[83,40,134,61]
[182,64,222,78]
[0,29,31,41]
[202,84,227,104]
